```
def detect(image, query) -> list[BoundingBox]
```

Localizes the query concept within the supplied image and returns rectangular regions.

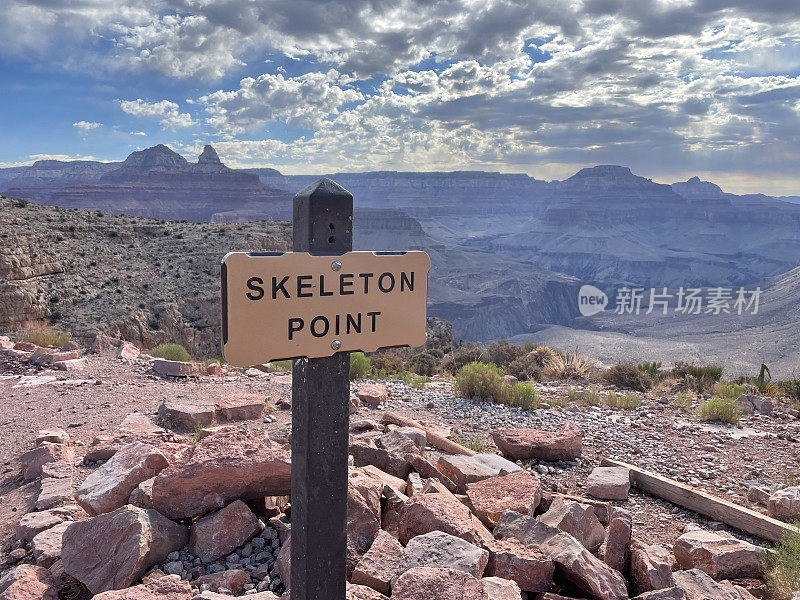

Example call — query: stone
[466,471,542,528]
[195,569,251,594]
[215,394,265,421]
[495,510,628,600]
[392,426,427,451]
[76,441,169,515]
[403,530,490,578]
[358,383,388,406]
[190,500,260,563]
[481,577,524,600]
[346,583,390,600]
[13,341,38,352]
[673,529,763,580]
[348,472,383,578]
[746,485,770,506]
[538,497,606,552]
[30,347,56,365]
[605,509,633,573]
[36,429,69,445]
[53,358,88,371]
[89,334,120,354]
[406,472,423,496]
[36,476,74,510]
[768,486,800,522]
[158,399,216,431]
[484,537,555,593]
[380,430,420,458]
[391,567,487,600]
[62,505,189,594]
[276,536,291,586]
[17,505,83,541]
[151,428,291,519]
[31,522,70,568]
[492,422,582,461]
[360,465,407,498]
[633,589,687,600]
[61,340,81,351]
[586,467,631,500]
[118,413,166,438]
[41,460,74,479]
[405,455,457,492]
[630,542,675,594]
[735,395,773,416]
[92,575,194,599]
[195,592,279,600]
[398,489,482,545]
[673,569,759,600]
[153,359,206,377]
[206,363,224,377]
[0,565,58,600]
[117,342,141,361]
[350,439,411,479]
[19,443,74,481]
[436,454,520,493]
[350,530,407,595]
[129,477,155,509]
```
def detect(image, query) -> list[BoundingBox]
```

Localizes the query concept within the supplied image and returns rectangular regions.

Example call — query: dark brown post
[290,178,353,600]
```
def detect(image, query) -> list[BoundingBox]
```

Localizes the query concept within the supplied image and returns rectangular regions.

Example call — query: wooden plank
[601,457,798,543]
[382,411,477,456]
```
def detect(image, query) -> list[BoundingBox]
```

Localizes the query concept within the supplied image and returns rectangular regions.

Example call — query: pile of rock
[0,337,87,371]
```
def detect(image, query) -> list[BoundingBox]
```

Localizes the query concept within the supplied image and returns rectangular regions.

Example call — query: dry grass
[604,391,642,409]
[545,350,595,380]
[19,326,71,348]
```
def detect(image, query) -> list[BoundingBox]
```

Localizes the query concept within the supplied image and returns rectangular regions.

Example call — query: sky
[1,1,800,195]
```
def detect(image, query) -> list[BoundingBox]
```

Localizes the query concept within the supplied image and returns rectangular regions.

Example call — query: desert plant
[604,363,654,392]
[764,523,800,600]
[410,352,439,376]
[202,357,225,367]
[392,370,429,390]
[778,380,800,407]
[150,343,191,362]
[544,350,595,380]
[441,343,486,374]
[369,351,404,375]
[507,345,558,381]
[452,434,486,453]
[454,361,504,400]
[672,361,723,382]
[578,389,603,406]
[350,352,371,380]
[715,383,747,401]
[20,326,71,348]
[675,392,694,410]
[605,391,642,409]
[548,396,569,408]
[487,340,527,368]
[637,361,662,378]
[496,381,540,410]
[268,359,293,372]
[698,396,742,424]
[192,422,207,444]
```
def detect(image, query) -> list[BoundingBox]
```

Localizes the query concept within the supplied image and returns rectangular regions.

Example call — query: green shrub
[268,359,293,372]
[506,346,558,381]
[698,396,742,424]
[369,351,404,375]
[350,352,371,380]
[605,391,642,409]
[548,396,569,408]
[151,343,191,362]
[637,362,662,378]
[673,362,723,381]
[675,392,694,410]
[487,340,527,368]
[452,434,486,453]
[392,370,429,389]
[604,363,654,392]
[454,361,504,399]
[441,344,486,374]
[496,381,540,410]
[410,352,439,376]
[202,357,226,367]
[569,389,602,406]
[715,383,747,401]
[764,523,800,600]
[779,380,800,407]
[21,326,71,348]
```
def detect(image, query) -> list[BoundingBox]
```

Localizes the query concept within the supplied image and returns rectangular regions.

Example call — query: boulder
[381,430,420,458]
[538,497,606,552]
[633,589,687,600]
[151,428,291,518]
[630,542,675,594]
[398,490,481,545]
[89,334,121,354]
[350,439,412,479]
[0,565,58,600]
[405,455,457,492]
[466,471,542,528]
[116,342,141,361]
[157,399,215,431]
[495,510,628,600]
[403,530,490,578]
[672,569,759,600]
[36,429,70,445]
[17,505,83,541]
[586,467,631,501]
[436,453,521,493]
[604,509,633,572]
[673,529,763,580]
[347,472,383,578]
[276,535,291,586]
[485,537,555,593]
[358,383,388,406]
[129,477,155,508]
[41,460,74,479]
[206,363,224,377]
[346,583,390,600]
[195,569,251,594]
[190,500,260,563]
[492,422,582,461]
[351,530,407,595]
[76,441,169,515]
[36,475,74,510]
[31,522,70,568]
[391,567,487,600]
[153,359,206,377]
[53,358,88,371]
[117,413,166,438]
[19,443,74,481]
[481,577,524,600]
[62,505,188,594]
[391,426,427,451]
[215,394,265,421]
[735,395,773,416]
[92,575,194,599]
[767,486,800,522]
[359,465,407,498]
[406,472,424,496]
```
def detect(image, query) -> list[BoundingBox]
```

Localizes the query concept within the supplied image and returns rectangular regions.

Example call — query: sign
[221,250,430,366]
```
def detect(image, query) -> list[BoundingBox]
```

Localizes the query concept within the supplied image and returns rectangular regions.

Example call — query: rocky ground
[1,335,800,599]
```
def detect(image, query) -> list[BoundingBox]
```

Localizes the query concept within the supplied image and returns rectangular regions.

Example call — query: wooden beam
[382,411,477,456]
[601,457,798,543]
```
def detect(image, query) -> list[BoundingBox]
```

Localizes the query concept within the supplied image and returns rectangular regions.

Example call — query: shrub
[350,352,371,380]
[410,352,439,376]
[268,359,293,372]
[605,391,642,409]
[393,370,429,390]
[507,346,558,381]
[21,326,71,348]
[369,351,404,375]
[675,392,694,410]
[779,380,800,407]
[545,350,595,380]
[454,362,504,400]
[568,389,602,406]
[548,396,569,407]
[637,362,662,378]
[496,381,540,410]
[441,344,486,374]
[604,363,654,392]
[698,396,742,424]
[202,357,225,367]
[764,523,800,600]
[151,343,191,362]
[487,340,527,368]
[672,362,723,381]
[452,434,486,453]
[715,383,747,401]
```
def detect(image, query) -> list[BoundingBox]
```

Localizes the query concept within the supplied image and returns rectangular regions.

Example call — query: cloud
[119,99,195,129]
[73,121,102,131]
[130,131,147,136]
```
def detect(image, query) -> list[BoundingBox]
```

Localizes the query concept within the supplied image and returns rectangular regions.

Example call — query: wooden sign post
[220,178,430,600]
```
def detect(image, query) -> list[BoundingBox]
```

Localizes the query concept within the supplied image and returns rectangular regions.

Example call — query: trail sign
[221,250,430,366]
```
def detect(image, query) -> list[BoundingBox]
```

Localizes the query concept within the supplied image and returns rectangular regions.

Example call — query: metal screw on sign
[331,260,342,271]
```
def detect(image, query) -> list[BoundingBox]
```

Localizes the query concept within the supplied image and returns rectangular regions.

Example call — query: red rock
[36,476,74,510]
[91,575,194,599]
[391,426,427,451]
[673,530,763,580]
[157,399,215,430]
[16,505,83,541]
[633,588,686,600]
[31,522,70,568]
[116,342,141,361]
[190,500,260,562]
[586,467,631,500]
[29,347,56,365]
[19,443,74,481]
[466,471,542,528]
[538,497,606,552]
[0,564,58,600]
[206,363,224,377]
[151,428,290,518]
[485,538,555,593]
[153,359,205,377]
[358,383,388,406]
[391,567,487,600]
[351,530,407,594]
[51,350,81,363]
[673,569,759,600]
[76,441,169,515]
[13,341,39,352]
[360,465,407,498]
[346,583,390,599]
[481,577,524,600]
[604,508,632,573]
[350,439,411,479]
[36,429,70,445]
[53,357,88,371]
[195,569,251,594]
[277,536,291,587]
[630,542,674,594]
[117,413,166,438]
[347,471,383,578]
[89,334,121,354]
[405,455,457,492]
[767,486,800,521]
[62,505,188,594]
[436,453,523,493]
[398,489,481,545]
[492,422,582,461]
[41,460,74,479]
[403,530,490,578]
[215,393,265,421]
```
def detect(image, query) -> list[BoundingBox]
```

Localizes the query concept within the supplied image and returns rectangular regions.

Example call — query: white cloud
[73,121,102,131]
[130,131,147,136]
[119,99,195,129]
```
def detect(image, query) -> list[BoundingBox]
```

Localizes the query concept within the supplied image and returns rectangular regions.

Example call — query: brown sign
[221,251,430,366]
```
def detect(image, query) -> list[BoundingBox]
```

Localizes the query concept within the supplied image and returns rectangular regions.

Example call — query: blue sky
[1,1,800,195]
